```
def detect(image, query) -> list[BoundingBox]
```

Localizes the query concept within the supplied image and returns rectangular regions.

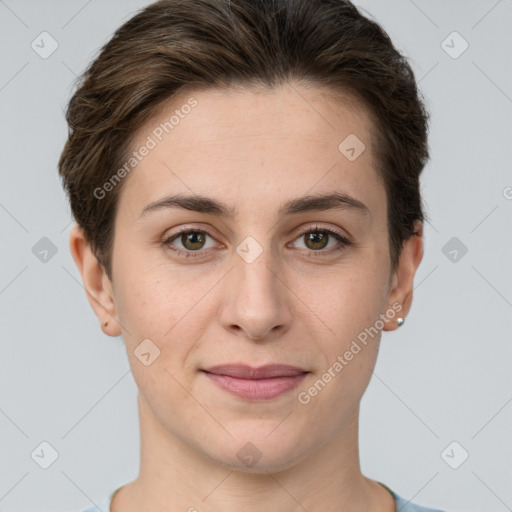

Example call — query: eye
[162,225,352,260]
[162,229,218,257]
[290,226,352,255]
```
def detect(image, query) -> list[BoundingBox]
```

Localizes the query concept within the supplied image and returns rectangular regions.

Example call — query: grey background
[0,0,511,511]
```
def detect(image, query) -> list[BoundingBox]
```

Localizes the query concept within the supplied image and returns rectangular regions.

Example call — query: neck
[112,394,393,512]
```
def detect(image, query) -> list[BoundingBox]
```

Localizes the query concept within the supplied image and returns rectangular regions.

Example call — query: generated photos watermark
[297,301,403,405]
[93,96,198,200]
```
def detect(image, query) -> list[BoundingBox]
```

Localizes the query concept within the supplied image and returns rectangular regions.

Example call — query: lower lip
[202,371,308,400]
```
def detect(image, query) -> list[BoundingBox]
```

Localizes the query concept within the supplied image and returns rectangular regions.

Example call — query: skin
[70,83,423,512]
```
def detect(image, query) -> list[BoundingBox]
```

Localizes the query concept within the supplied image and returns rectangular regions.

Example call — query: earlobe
[69,224,121,336]
[382,222,424,332]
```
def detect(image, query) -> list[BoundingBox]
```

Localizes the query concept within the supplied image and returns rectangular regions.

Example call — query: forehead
[117,83,385,219]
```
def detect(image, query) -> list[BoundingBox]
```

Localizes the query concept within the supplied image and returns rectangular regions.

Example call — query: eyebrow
[138,192,370,220]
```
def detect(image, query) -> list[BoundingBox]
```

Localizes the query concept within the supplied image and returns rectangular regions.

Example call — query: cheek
[297,274,384,416]
[294,259,388,402]
[116,276,208,405]
[302,262,386,336]
[114,260,198,331]
[114,264,219,372]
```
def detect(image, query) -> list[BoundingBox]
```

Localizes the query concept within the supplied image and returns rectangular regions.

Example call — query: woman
[59,0,445,510]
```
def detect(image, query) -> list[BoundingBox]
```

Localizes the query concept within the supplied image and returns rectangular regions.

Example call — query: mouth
[201,364,310,400]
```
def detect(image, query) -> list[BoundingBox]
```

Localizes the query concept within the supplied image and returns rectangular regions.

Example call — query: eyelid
[162,223,221,242]
[292,223,350,242]
[162,225,221,252]
[287,224,352,255]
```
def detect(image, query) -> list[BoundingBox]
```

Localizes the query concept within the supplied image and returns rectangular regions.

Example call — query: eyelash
[161,225,353,259]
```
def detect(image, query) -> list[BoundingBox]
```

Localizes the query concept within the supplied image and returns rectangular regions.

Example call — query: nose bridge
[234,236,282,308]
[220,235,290,338]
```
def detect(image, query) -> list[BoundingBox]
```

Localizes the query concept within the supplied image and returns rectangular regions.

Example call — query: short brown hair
[58,0,430,282]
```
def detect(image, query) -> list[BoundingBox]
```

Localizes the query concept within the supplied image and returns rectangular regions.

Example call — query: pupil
[184,232,204,249]
[307,232,327,249]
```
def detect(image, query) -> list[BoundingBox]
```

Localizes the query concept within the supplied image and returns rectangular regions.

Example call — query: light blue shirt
[82,482,446,511]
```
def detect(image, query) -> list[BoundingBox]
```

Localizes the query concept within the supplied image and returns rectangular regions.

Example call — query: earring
[396,317,404,327]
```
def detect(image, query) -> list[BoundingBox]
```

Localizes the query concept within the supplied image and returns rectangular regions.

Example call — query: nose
[219,244,292,341]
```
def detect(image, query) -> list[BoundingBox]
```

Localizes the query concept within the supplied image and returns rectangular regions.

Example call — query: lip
[203,364,308,379]
[201,364,309,400]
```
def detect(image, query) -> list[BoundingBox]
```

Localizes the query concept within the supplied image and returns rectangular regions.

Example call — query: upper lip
[202,364,309,379]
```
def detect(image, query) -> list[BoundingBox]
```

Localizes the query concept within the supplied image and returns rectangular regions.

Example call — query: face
[72,83,421,473]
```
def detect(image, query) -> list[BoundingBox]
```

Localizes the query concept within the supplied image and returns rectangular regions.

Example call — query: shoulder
[390,488,446,512]
[377,480,446,512]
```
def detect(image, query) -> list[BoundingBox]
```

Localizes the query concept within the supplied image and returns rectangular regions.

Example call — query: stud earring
[396,317,404,327]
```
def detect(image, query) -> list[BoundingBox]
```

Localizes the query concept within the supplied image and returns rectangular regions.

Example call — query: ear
[69,224,122,336]
[383,221,424,332]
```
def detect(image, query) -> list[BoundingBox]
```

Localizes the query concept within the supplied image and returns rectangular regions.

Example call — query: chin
[207,431,308,474]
